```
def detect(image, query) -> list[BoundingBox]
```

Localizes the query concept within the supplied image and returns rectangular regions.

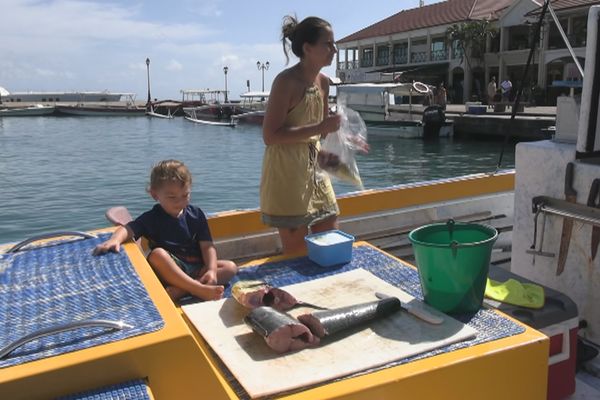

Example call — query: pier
[445,104,556,140]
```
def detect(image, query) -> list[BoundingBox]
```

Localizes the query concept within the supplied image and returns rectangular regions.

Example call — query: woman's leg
[278,225,309,255]
[147,248,224,301]
[310,215,339,233]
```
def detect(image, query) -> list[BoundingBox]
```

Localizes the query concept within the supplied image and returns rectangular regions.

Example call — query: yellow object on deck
[485,277,545,309]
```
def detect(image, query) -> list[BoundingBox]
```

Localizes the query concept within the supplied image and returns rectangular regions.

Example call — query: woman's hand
[319,113,341,138]
[317,151,341,169]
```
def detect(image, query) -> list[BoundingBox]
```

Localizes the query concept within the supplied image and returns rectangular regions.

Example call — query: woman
[260,15,341,254]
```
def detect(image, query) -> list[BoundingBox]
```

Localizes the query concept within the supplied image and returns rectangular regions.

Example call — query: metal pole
[257,61,270,92]
[223,66,229,103]
[547,3,584,78]
[145,58,151,109]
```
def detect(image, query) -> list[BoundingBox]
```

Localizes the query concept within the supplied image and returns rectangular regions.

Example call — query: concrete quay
[444,104,556,140]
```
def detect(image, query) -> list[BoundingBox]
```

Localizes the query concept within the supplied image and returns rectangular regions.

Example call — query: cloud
[0,0,287,97]
[166,60,183,71]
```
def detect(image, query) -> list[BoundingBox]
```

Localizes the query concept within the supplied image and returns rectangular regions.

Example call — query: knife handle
[403,303,445,325]
[564,162,576,198]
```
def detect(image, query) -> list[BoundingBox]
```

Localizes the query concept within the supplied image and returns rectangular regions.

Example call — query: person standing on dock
[501,77,512,102]
[435,82,447,110]
[487,76,497,108]
[260,15,341,254]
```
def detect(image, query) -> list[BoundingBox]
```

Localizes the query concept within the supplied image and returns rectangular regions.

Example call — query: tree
[446,20,497,73]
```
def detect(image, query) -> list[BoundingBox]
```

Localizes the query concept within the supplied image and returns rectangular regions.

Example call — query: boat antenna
[495,0,551,171]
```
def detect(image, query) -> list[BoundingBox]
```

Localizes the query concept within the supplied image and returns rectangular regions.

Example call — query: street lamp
[145,58,151,109]
[257,61,270,92]
[223,66,229,103]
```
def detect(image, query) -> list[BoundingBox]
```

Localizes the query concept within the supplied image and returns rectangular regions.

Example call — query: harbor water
[0,116,515,244]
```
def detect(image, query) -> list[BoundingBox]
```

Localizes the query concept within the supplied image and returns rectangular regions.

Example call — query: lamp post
[145,58,151,109]
[223,66,229,103]
[257,61,270,92]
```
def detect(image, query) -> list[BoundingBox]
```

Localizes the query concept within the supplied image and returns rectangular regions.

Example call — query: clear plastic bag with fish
[318,105,368,189]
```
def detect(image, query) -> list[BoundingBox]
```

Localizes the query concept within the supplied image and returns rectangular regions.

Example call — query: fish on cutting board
[297,298,401,338]
[232,280,326,311]
[244,306,320,353]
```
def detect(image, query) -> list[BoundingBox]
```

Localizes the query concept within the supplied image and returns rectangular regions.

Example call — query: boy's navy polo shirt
[127,204,212,262]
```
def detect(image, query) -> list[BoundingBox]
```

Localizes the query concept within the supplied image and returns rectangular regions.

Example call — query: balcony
[410,51,427,63]
[431,49,448,61]
[376,55,390,66]
[393,54,408,64]
[360,58,374,68]
[338,60,359,70]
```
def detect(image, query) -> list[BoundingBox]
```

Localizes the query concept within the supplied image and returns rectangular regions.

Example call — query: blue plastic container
[305,230,355,267]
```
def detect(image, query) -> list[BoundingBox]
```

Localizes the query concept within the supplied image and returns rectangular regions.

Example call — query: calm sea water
[0,116,515,244]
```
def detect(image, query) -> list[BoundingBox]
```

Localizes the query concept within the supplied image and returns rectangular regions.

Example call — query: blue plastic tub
[305,230,355,267]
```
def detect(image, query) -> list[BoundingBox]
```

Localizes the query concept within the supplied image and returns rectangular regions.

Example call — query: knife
[587,178,600,261]
[557,162,577,275]
[375,292,444,325]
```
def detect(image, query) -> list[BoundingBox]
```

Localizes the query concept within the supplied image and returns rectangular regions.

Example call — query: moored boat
[2,4,600,398]
[231,91,269,124]
[183,114,237,127]
[55,105,145,117]
[0,86,127,103]
[2,171,550,400]
[336,82,453,139]
[0,104,55,117]
[145,105,174,119]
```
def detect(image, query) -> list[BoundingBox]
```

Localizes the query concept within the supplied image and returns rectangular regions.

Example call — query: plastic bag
[318,105,368,189]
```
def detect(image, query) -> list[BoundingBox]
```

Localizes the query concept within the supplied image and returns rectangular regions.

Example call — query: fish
[231,280,326,311]
[297,297,401,338]
[244,306,319,353]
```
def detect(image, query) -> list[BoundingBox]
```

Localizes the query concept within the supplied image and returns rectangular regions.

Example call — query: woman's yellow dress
[260,85,338,228]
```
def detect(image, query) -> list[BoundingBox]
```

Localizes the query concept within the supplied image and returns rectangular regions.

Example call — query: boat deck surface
[223,209,600,399]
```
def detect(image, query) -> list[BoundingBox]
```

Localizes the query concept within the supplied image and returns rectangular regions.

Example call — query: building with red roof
[335,0,599,104]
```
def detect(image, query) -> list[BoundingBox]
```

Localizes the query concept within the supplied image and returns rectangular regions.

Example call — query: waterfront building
[335,0,598,105]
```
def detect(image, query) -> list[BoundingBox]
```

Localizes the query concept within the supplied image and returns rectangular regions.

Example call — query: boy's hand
[92,239,121,255]
[198,268,218,285]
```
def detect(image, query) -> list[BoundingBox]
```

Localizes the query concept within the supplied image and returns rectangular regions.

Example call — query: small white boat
[231,91,269,124]
[0,104,55,117]
[184,115,236,127]
[146,105,173,119]
[336,82,452,139]
[56,105,145,117]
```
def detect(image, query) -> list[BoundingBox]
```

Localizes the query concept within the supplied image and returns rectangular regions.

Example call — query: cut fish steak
[244,306,320,353]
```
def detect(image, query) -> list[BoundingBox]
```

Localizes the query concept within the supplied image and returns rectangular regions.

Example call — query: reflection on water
[0,117,514,243]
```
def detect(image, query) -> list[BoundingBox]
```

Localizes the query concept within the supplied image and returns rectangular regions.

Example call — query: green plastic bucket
[408,219,498,314]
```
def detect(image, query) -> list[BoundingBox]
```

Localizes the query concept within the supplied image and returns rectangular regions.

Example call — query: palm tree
[446,20,497,73]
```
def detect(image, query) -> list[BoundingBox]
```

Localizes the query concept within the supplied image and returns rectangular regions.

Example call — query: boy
[93,159,237,301]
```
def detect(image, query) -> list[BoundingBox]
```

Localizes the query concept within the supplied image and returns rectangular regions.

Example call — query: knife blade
[557,162,577,275]
[375,292,444,325]
[587,179,600,261]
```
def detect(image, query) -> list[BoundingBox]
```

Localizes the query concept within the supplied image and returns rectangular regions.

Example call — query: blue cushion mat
[0,234,164,368]
[56,379,151,400]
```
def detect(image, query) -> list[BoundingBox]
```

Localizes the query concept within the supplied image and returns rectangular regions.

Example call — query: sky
[0,0,423,101]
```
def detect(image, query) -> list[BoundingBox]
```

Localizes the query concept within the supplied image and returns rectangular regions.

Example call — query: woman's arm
[320,73,331,118]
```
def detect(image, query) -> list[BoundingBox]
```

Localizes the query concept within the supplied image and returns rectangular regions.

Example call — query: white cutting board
[182,268,477,398]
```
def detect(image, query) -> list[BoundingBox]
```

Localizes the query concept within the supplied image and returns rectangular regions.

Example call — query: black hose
[496,0,551,170]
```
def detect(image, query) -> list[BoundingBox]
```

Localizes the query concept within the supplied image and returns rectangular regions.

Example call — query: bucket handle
[446,219,455,240]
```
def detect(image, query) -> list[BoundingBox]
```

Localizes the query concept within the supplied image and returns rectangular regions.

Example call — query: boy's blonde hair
[148,159,192,191]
